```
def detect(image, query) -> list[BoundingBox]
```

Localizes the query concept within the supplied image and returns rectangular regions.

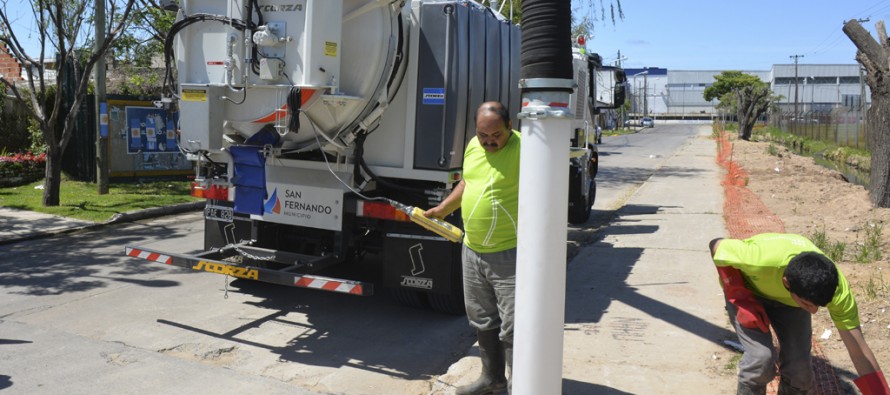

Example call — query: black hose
[519,0,573,88]
[287,87,301,134]
[163,14,250,96]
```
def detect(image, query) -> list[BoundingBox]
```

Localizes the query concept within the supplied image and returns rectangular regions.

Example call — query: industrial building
[625,64,871,118]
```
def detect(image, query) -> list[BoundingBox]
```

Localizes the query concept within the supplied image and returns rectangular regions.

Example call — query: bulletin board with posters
[106,99,192,177]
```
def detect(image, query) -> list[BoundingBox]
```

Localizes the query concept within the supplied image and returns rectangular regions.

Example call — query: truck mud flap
[124,246,373,296]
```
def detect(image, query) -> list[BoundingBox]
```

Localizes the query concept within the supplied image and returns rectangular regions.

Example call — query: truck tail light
[191,181,230,200]
[357,200,409,222]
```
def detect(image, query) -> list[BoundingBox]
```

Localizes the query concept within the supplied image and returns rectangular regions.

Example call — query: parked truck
[125,0,626,314]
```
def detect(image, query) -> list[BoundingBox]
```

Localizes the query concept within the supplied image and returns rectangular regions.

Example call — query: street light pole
[630,70,648,122]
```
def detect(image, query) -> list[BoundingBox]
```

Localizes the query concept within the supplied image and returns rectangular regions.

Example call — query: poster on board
[125,107,179,154]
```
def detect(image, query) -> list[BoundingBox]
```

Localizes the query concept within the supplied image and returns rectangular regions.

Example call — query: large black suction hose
[519,0,573,90]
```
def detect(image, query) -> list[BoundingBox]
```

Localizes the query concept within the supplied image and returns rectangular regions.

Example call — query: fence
[0,95,32,153]
[770,106,870,151]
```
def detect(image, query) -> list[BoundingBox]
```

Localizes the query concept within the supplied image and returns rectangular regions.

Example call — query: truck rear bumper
[125,246,373,296]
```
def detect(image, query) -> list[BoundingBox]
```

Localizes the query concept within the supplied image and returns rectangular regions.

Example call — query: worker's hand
[733,298,771,333]
[424,206,446,219]
[855,370,890,395]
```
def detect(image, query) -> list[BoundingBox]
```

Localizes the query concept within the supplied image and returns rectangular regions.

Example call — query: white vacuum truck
[125,0,626,314]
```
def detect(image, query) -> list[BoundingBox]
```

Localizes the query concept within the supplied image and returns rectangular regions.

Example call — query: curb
[0,201,206,247]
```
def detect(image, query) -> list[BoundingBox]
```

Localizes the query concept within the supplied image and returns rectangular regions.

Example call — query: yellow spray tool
[388,200,464,243]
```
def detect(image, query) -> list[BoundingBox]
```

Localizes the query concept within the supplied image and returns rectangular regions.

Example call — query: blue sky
[5,0,890,71]
[577,0,890,70]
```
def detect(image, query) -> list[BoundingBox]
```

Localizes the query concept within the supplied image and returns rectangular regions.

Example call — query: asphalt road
[0,124,732,394]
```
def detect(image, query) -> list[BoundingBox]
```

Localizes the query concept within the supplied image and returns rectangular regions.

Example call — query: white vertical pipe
[514,98,571,395]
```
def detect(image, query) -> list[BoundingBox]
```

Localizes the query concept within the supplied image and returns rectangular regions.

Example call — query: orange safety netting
[716,130,841,395]
[716,130,785,238]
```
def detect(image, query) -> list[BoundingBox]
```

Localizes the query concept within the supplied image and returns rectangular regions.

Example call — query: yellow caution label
[192,261,259,280]
[182,89,207,102]
[324,41,338,57]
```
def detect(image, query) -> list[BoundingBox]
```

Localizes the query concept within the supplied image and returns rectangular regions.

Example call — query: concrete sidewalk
[560,131,732,393]
[0,201,205,246]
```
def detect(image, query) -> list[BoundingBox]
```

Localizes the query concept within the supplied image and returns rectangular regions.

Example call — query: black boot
[502,340,512,395]
[777,375,808,395]
[737,381,765,395]
[456,329,507,395]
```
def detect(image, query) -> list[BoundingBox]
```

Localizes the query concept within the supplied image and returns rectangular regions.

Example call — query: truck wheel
[568,179,594,224]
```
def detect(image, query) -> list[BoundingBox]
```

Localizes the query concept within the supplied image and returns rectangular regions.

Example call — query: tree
[112,0,173,67]
[703,71,776,141]
[481,0,623,33]
[843,19,890,208]
[0,0,136,206]
[571,0,624,41]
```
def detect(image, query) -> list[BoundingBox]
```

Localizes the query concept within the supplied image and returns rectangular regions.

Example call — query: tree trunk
[844,19,890,207]
[868,98,890,206]
[737,108,751,140]
[42,147,63,207]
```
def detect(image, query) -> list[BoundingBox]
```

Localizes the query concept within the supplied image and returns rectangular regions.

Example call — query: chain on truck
[125,0,626,314]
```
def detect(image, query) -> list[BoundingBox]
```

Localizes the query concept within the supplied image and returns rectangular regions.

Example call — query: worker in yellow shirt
[710,233,888,395]
[425,101,520,395]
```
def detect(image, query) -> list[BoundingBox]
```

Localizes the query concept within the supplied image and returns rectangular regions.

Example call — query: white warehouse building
[624,64,870,118]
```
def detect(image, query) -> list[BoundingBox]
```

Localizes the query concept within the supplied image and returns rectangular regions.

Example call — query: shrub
[0,151,46,187]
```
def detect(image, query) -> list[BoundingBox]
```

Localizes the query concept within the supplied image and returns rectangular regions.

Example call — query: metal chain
[223,274,229,299]
[233,244,277,261]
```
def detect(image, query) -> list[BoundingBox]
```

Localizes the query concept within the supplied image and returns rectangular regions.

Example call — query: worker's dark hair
[477,101,511,129]
[784,252,838,306]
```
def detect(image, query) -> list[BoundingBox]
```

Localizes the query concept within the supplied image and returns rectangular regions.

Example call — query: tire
[568,157,596,224]
[568,179,594,224]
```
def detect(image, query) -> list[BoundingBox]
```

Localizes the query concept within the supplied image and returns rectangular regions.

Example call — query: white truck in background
[126,0,626,314]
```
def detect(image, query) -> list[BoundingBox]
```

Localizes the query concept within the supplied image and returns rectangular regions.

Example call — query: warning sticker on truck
[324,41,338,57]
[181,89,207,102]
[261,184,343,231]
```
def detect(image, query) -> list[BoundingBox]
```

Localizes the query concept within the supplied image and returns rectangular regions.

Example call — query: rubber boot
[737,381,765,395]
[456,329,507,395]
[502,340,513,395]
[777,375,808,395]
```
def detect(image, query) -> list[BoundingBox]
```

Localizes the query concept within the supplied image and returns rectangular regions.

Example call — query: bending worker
[709,233,888,395]
[425,101,519,395]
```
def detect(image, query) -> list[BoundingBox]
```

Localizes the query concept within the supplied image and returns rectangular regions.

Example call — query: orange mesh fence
[716,130,841,395]
[716,131,784,238]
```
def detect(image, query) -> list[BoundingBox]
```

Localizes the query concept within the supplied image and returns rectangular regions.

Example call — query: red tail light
[191,182,230,200]
[357,200,409,222]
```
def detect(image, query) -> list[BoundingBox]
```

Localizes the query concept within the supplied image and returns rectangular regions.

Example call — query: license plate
[204,205,233,222]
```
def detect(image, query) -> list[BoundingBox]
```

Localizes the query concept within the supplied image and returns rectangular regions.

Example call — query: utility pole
[790,54,803,118]
[95,0,108,194]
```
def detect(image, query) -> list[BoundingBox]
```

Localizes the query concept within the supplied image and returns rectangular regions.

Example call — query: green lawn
[0,178,200,223]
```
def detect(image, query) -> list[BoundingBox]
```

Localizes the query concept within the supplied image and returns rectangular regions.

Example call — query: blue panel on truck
[230,145,266,215]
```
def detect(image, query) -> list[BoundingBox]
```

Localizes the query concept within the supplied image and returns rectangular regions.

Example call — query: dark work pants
[727,297,814,394]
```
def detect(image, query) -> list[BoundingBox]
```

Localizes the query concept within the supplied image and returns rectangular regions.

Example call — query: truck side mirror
[613,82,626,107]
